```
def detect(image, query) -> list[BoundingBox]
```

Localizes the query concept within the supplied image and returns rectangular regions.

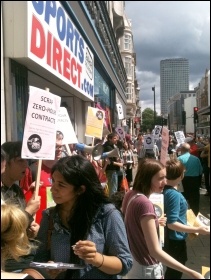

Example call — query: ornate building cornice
[84,1,127,89]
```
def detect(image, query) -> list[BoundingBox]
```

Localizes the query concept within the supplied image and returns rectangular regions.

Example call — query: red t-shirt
[24,163,52,224]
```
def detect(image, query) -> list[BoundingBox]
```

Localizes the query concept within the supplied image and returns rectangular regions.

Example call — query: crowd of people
[1,130,210,279]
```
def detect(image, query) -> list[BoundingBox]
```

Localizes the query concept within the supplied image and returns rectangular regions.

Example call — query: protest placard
[144,134,155,149]
[21,86,61,160]
[115,126,125,140]
[116,104,124,120]
[85,106,105,139]
[57,107,78,144]
[187,209,210,239]
[153,125,162,139]
[174,131,185,145]
[149,193,165,247]
[160,127,169,166]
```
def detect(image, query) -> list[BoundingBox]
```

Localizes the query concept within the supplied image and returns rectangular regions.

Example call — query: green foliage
[141,108,156,132]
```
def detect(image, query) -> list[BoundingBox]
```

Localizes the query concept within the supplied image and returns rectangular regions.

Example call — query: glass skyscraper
[160,58,189,115]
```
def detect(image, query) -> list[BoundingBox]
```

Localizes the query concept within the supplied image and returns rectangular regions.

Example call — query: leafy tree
[141,108,158,132]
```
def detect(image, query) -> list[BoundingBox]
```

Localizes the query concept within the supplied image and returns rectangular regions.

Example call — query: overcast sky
[125,1,210,115]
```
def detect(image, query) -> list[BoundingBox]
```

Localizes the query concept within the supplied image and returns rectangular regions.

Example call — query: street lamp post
[152,86,156,127]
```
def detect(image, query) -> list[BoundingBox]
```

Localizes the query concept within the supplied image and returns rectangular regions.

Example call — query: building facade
[1,1,130,144]
[195,69,210,136]
[160,58,189,116]
[118,14,139,136]
[167,90,196,134]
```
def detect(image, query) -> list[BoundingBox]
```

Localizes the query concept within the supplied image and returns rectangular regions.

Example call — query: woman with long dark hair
[34,155,132,279]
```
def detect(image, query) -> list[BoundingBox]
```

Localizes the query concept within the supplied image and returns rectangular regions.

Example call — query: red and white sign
[21,86,61,160]
[27,1,94,100]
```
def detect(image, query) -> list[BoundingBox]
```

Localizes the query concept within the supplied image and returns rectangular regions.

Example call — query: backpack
[145,149,155,158]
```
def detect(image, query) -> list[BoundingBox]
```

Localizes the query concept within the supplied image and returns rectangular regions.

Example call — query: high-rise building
[160,58,189,115]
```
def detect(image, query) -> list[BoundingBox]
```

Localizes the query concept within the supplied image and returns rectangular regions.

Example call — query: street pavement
[132,155,210,278]
[181,187,210,279]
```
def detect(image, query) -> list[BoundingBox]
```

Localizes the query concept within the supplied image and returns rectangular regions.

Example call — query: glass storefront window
[94,68,110,107]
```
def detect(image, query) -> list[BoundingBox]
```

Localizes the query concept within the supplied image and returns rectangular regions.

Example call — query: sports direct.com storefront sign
[28,1,94,100]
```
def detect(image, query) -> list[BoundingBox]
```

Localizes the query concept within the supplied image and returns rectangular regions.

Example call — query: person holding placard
[23,130,68,224]
[134,133,145,163]
[34,155,133,279]
[122,158,205,279]
[163,159,210,279]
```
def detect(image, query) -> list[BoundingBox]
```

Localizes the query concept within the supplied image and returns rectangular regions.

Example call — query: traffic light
[182,110,186,125]
[193,107,198,123]
[163,118,167,126]
[126,119,131,128]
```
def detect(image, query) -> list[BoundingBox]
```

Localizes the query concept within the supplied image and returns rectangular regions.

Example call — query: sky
[125,1,210,115]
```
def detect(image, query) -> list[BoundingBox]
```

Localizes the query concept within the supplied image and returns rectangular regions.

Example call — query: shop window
[94,68,110,107]
[11,60,28,140]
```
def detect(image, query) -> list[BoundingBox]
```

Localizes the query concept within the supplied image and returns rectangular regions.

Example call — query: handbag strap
[125,193,143,219]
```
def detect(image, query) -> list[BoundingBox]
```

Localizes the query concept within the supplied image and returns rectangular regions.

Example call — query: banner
[21,86,61,160]
[85,106,105,139]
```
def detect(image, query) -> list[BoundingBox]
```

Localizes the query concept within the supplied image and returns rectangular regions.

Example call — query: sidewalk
[181,188,210,279]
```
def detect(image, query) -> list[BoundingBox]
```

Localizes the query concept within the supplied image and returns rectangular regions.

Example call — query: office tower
[160,58,189,115]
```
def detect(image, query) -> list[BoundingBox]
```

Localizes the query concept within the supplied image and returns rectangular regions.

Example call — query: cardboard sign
[57,107,78,144]
[21,86,61,160]
[149,193,165,247]
[85,106,105,139]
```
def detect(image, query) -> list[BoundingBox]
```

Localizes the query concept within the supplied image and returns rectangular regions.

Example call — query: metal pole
[152,86,156,127]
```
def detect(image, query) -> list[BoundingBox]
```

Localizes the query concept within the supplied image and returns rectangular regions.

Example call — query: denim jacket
[34,203,133,279]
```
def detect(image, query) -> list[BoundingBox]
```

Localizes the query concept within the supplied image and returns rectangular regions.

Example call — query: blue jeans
[106,170,118,197]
